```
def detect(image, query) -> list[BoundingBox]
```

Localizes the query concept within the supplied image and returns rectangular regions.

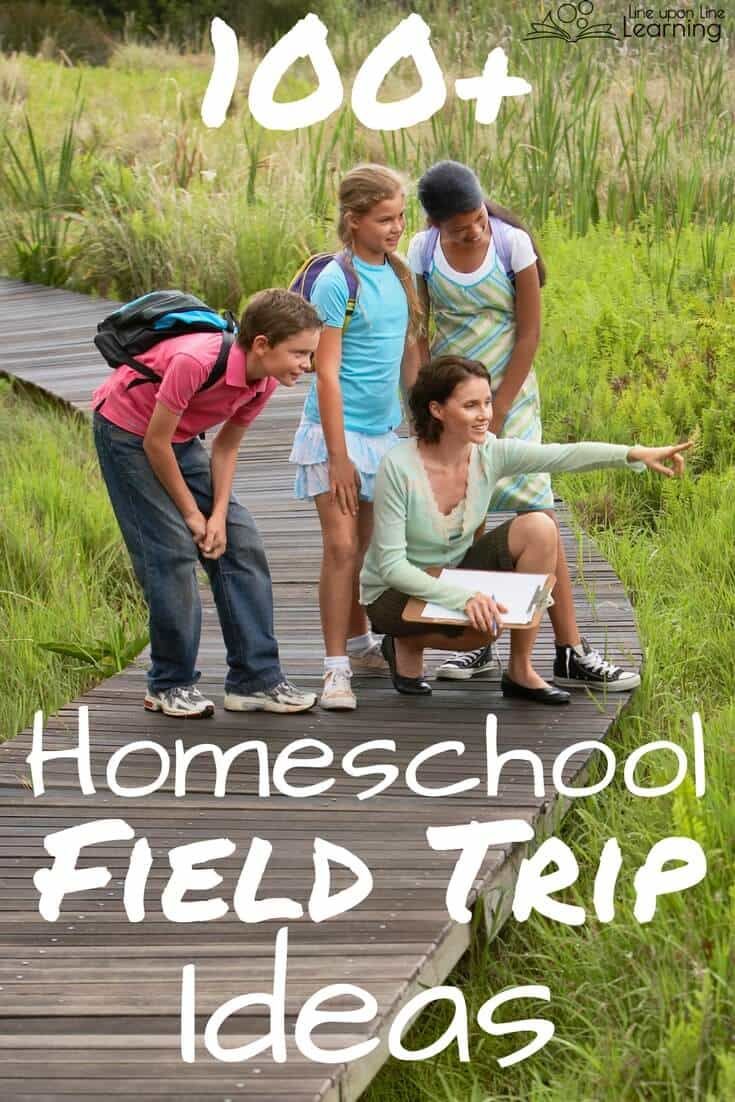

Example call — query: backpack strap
[290,252,358,330]
[488,212,514,281]
[198,329,235,393]
[334,251,359,329]
[419,213,515,283]
[122,354,166,391]
[421,228,440,279]
[123,329,235,395]
[290,254,322,298]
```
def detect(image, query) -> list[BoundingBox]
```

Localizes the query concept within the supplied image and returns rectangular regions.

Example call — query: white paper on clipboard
[421,570,552,624]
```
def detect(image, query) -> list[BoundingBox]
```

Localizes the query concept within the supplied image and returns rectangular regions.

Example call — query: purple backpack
[420,207,515,282]
[289,251,359,330]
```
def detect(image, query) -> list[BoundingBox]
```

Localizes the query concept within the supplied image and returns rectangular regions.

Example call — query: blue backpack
[94,291,237,394]
[289,252,358,329]
[420,208,515,283]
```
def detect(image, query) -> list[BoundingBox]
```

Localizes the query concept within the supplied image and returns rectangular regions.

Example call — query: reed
[242,114,265,204]
[563,59,603,235]
[0,104,82,285]
[521,45,566,226]
[301,107,352,221]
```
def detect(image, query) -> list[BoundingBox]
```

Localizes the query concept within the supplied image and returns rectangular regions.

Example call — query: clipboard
[402,568,556,630]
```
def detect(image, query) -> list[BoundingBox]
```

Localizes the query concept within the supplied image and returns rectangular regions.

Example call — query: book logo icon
[524,2,619,42]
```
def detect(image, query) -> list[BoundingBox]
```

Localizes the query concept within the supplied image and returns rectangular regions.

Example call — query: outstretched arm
[493,436,692,481]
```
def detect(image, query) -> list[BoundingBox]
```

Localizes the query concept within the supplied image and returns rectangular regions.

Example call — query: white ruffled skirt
[289,417,401,502]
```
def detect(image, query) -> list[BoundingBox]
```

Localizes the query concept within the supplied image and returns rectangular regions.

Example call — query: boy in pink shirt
[92,289,322,717]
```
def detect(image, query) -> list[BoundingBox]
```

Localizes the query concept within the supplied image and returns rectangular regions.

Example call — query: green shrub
[0,3,114,65]
[70,0,315,45]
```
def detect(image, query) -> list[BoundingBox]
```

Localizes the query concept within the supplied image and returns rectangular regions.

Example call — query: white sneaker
[224,679,316,714]
[320,667,357,710]
[435,643,503,681]
[348,640,389,672]
[144,685,215,718]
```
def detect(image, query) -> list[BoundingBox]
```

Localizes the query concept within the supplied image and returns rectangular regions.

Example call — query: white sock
[346,632,373,655]
[324,656,351,673]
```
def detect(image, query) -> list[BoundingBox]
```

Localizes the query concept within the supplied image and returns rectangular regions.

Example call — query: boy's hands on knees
[183,508,226,559]
[198,512,227,560]
[184,508,208,545]
[464,593,507,636]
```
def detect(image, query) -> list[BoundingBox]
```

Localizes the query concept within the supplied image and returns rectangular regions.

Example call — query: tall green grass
[0,379,147,740]
[0,24,732,300]
[364,223,735,1102]
[1,100,83,285]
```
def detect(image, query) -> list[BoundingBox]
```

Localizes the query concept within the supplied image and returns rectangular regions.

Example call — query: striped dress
[409,229,554,512]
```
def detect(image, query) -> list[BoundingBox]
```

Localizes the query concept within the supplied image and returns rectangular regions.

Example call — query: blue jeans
[93,412,283,695]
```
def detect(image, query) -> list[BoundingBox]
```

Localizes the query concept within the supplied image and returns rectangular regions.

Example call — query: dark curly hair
[409,356,490,444]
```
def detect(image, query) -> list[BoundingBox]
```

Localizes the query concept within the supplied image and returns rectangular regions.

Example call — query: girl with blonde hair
[289,164,421,710]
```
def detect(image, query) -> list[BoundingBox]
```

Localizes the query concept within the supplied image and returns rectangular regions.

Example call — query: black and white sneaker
[435,643,503,681]
[144,685,215,718]
[553,638,640,692]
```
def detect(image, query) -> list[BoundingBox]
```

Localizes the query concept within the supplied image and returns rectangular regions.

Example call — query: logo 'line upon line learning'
[525,1,620,42]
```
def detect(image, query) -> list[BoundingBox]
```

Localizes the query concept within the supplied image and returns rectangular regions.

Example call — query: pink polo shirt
[92,332,277,442]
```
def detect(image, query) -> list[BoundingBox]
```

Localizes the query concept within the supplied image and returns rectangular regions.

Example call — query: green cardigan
[360,436,645,612]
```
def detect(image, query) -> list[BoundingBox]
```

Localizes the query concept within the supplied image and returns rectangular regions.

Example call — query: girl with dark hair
[289,164,421,711]
[360,356,690,702]
[407,160,638,693]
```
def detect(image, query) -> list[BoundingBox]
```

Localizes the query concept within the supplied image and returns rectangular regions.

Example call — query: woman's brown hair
[409,355,490,444]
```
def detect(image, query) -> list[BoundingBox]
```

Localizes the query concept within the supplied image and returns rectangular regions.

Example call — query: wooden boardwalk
[0,278,641,1101]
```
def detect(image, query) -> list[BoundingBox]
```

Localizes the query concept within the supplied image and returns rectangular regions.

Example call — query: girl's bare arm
[490,264,541,435]
[416,275,431,366]
[315,326,360,515]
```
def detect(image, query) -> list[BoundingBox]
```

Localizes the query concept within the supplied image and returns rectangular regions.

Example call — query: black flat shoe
[380,635,432,696]
[501,672,570,706]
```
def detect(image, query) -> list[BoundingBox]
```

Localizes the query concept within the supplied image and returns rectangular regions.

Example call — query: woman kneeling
[360,356,689,705]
